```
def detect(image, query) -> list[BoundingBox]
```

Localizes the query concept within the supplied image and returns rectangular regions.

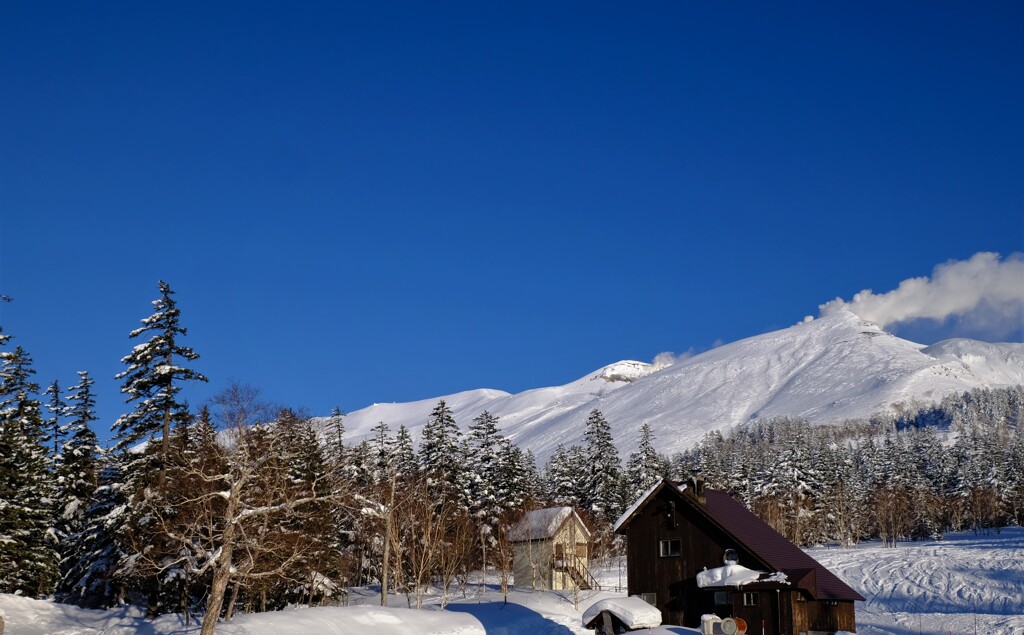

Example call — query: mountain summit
[334,310,1024,461]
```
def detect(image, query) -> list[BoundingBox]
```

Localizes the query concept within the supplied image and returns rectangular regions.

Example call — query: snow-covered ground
[2,529,1021,634]
[806,527,1024,635]
[0,587,695,635]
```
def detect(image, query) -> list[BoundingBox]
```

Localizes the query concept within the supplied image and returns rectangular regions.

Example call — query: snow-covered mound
[582,596,662,629]
[327,310,1023,462]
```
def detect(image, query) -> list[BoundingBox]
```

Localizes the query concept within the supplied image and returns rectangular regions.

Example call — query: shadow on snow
[447,600,576,635]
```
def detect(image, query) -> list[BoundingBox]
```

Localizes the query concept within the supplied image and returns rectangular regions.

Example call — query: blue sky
[1,2,1022,438]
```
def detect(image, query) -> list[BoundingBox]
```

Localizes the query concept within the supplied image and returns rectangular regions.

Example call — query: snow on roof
[509,507,589,542]
[582,596,662,629]
[612,479,665,533]
[697,564,789,588]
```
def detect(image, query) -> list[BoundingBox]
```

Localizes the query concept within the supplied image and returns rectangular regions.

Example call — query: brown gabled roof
[699,489,863,601]
[616,479,864,602]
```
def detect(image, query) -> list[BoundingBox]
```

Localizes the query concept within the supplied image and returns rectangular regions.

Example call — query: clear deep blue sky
[2,2,1022,439]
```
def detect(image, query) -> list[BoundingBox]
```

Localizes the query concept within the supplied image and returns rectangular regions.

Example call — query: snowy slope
[328,310,1024,462]
[335,360,655,456]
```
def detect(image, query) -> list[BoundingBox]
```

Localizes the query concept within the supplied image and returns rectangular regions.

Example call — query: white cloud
[652,350,694,370]
[817,252,1024,338]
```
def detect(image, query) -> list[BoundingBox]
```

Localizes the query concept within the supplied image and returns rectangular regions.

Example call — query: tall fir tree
[54,371,101,589]
[113,281,208,468]
[324,405,347,470]
[43,379,68,465]
[625,422,668,502]
[112,281,207,615]
[369,420,393,484]
[392,424,418,482]
[544,444,587,508]
[582,409,625,523]
[0,344,58,596]
[59,450,127,607]
[419,400,465,501]
[465,411,504,546]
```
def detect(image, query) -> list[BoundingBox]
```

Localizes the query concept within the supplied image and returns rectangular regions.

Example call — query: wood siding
[512,516,589,591]
[624,487,770,626]
[787,594,858,634]
[623,485,857,633]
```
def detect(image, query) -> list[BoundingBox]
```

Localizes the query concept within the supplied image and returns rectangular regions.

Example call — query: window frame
[658,538,682,557]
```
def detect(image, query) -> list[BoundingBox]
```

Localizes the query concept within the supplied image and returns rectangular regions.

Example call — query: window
[659,539,681,557]
[714,591,731,605]
[723,548,738,564]
[639,593,657,606]
[743,592,758,606]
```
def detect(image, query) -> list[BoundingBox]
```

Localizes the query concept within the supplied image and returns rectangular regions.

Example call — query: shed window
[714,591,731,605]
[743,592,758,606]
[659,539,681,557]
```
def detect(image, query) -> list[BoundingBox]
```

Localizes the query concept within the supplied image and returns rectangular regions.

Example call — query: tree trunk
[225,581,240,622]
[380,475,397,607]
[199,484,239,635]
[200,540,234,635]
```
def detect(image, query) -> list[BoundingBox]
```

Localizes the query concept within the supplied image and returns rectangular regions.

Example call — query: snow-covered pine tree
[465,410,504,546]
[324,405,347,468]
[273,409,335,606]
[520,448,543,504]
[0,344,59,596]
[43,379,68,465]
[58,449,127,607]
[495,440,531,511]
[369,420,393,484]
[543,443,585,507]
[112,281,207,615]
[582,409,625,523]
[392,424,418,482]
[54,371,101,589]
[624,422,668,502]
[419,400,465,501]
[113,280,208,471]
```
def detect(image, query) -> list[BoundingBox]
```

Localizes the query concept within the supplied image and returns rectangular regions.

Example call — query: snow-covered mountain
[332,310,1024,462]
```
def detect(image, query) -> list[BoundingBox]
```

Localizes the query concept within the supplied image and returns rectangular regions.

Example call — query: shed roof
[509,506,591,542]
[615,479,864,602]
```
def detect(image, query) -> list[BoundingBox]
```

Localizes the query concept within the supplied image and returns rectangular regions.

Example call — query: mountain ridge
[328,310,1024,462]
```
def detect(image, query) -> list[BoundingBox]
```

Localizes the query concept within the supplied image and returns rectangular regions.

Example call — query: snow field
[1,529,1021,635]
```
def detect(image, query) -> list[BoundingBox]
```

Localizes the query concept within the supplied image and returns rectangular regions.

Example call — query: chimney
[689,475,706,505]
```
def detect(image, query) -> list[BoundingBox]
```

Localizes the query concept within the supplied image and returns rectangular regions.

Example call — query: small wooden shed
[510,506,597,591]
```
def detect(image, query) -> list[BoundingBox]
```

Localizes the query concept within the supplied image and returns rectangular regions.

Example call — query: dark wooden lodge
[614,478,863,634]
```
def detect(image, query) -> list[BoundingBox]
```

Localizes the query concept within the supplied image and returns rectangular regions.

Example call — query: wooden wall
[623,487,771,627]
[623,487,857,633]
[512,516,589,591]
